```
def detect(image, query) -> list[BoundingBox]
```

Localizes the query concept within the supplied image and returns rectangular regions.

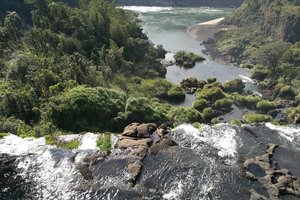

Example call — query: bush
[230,119,242,126]
[223,79,245,93]
[243,114,272,123]
[211,118,219,124]
[251,65,270,81]
[96,132,112,151]
[214,98,233,112]
[174,50,205,68]
[196,86,225,103]
[232,93,261,109]
[0,133,8,138]
[279,86,296,99]
[0,116,34,136]
[240,63,254,69]
[256,100,276,113]
[167,86,185,102]
[193,99,209,112]
[167,107,203,126]
[59,139,80,150]
[202,107,214,122]
[285,105,300,123]
[51,86,126,132]
[207,78,217,84]
[123,97,167,124]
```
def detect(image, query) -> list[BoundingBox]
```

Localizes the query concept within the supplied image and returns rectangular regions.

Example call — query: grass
[96,132,112,151]
[0,133,8,138]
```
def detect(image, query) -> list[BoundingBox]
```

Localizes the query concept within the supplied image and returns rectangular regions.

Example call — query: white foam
[163,180,184,200]
[78,132,99,150]
[238,75,256,84]
[173,124,241,165]
[120,6,173,13]
[0,134,47,155]
[266,123,300,143]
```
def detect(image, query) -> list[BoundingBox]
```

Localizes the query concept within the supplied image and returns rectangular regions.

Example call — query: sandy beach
[188,17,235,41]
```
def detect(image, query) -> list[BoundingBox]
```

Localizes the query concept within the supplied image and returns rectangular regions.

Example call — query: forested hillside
[0,0,194,136]
[117,0,244,7]
[206,0,300,123]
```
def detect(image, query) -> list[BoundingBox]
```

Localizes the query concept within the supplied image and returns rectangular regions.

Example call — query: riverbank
[187,17,237,65]
[188,17,236,42]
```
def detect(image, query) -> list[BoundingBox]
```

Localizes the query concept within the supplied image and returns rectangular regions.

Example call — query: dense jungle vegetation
[0,0,299,139]
[208,0,300,123]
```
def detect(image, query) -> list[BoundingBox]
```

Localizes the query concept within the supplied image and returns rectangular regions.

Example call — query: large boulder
[122,123,157,138]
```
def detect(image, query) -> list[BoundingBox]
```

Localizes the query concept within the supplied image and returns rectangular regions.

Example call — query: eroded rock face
[115,122,176,185]
[244,144,300,199]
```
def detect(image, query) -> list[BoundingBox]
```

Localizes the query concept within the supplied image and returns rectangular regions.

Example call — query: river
[123,6,256,107]
[1,6,300,200]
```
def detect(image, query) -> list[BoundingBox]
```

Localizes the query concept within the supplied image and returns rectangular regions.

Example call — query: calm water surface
[126,7,254,106]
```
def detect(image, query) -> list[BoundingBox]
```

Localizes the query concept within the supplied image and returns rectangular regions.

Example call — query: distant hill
[117,0,245,8]
[225,0,300,43]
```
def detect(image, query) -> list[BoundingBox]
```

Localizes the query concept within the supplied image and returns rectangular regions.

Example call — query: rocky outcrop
[244,144,300,199]
[180,78,206,94]
[115,123,176,185]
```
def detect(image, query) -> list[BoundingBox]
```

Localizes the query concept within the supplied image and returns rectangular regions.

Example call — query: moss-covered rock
[211,118,219,124]
[167,107,203,126]
[223,79,245,93]
[174,50,205,68]
[202,107,215,122]
[196,85,225,103]
[256,100,276,113]
[207,78,217,84]
[230,118,242,126]
[232,93,261,109]
[243,114,272,123]
[180,77,206,94]
[192,99,209,112]
[167,85,185,102]
[214,98,233,112]
[278,86,296,99]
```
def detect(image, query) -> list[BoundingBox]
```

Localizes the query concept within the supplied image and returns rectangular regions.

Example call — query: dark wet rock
[149,137,177,155]
[250,189,268,200]
[180,77,206,94]
[244,144,300,199]
[115,138,153,149]
[76,164,93,180]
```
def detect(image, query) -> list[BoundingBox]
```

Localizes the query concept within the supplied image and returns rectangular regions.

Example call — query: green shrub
[193,99,209,112]
[123,97,167,124]
[0,133,8,138]
[202,107,214,122]
[243,114,272,123]
[0,116,34,136]
[232,93,261,109]
[223,79,245,93]
[256,100,276,113]
[196,87,225,103]
[240,63,254,69]
[214,98,233,111]
[285,105,300,123]
[167,107,203,126]
[230,119,242,126]
[167,86,185,102]
[251,65,270,81]
[211,118,219,124]
[207,78,217,84]
[51,86,126,132]
[59,139,80,150]
[174,51,205,68]
[279,86,295,99]
[96,132,112,151]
